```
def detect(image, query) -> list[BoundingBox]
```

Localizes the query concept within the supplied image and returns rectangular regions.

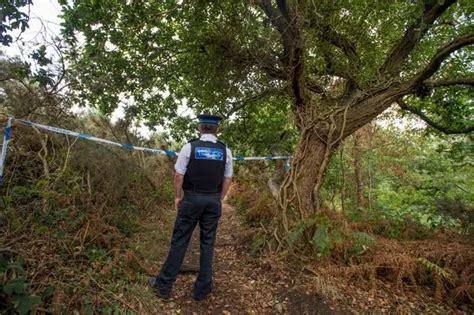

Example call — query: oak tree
[60,0,473,241]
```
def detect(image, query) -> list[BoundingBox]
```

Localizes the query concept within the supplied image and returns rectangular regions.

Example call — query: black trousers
[155,191,221,298]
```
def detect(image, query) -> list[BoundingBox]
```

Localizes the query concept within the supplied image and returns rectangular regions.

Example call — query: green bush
[288,213,376,259]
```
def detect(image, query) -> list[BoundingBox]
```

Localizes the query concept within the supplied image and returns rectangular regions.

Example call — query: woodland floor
[124,204,470,314]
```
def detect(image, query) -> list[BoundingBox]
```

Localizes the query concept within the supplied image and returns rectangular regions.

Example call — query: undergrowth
[228,164,474,308]
[0,110,174,313]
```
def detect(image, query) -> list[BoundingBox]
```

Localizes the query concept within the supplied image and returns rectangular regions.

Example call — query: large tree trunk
[277,129,331,237]
[276,89,405,244]
[294,131,328,215]
[277,100,342,232]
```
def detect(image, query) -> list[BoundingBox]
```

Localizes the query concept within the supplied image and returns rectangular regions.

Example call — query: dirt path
[124,203,464,314]
[128,203,336,314]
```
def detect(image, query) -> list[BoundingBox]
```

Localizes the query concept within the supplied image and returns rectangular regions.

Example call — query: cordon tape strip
[0,117,13,187]
[0,117,291,186]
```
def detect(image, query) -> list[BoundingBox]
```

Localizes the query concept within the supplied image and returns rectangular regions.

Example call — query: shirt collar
[200,133,217,143]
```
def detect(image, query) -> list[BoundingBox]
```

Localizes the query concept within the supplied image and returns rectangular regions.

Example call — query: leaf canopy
[57,0,473,147]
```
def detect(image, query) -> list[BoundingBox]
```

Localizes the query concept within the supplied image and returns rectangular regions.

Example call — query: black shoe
[193,292,211,301]
[148,277,171,300]
[193,294,208,301]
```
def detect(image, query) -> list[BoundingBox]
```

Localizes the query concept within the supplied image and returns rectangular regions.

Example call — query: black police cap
[197,114,222,125]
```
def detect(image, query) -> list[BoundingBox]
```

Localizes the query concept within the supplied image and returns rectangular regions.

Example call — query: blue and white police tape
[0,116,291,169]
[13,118,291,160]
[14,118,178,157]
[0,117,13,186]
[233,155,289,161]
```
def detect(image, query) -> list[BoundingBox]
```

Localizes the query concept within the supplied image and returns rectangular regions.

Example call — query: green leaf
[42,285,55,299]
[3,277,28,295]
[418,258,451,279]
[351,232,375,255]
[312,224,331,257]
[13,295,42,315]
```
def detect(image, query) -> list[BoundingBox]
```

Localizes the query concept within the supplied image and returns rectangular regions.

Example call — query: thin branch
[412,33,474,85]
[397,99,474,134]
[48,37,66,94]
[222,89,281,118]
[380,0,457,76]
[212,38,287,80]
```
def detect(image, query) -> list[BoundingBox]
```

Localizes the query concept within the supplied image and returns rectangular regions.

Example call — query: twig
[303,265,319,276]
[0,247,17,253]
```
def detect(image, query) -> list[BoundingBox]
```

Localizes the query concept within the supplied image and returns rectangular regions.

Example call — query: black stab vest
[183,139,227,194]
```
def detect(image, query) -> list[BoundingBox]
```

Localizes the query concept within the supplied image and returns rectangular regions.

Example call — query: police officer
[148,114,233,301]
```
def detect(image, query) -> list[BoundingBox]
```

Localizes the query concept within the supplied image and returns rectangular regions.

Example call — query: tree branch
[222,88,282,118]
[259,0,308,106]
[424,76,474,88]
[320,25,358,64]
[397,99,474,134]
[259,0,292,61]
[208,35,288,81]
[411,33,474,85]
[318,25,361,89]
[307,79,324,94]
[380,0,457,76]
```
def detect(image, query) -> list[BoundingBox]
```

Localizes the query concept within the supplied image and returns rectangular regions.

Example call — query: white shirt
[175,134,233,178]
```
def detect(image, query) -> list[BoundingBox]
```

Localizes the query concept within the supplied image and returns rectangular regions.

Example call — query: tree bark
[295,132,329,216]
[276,93,395,240]
[278,125,334,236]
